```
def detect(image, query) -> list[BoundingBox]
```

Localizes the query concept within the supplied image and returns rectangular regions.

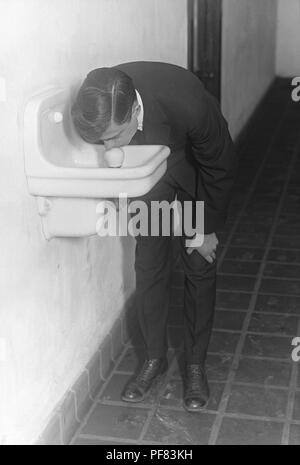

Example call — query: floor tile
[281,204,300,214]
[216,291,251,310]
[217,275,256,292]
[283,192,300,202]
[219,260,260,276]
[278,213,300,225]
[289,425,300,445]
[248,313,299,336]
[293,392,300,421]
[259,278,300,296]
[263,263,300,279]
[226,384,288,419]
[213,310,246,331]
[255,294,300,315]
[216,417,283,445]
[208,331,240,354]
[242,334,292,359]
[235,223,271,234]
[206,354,234,382]
[234,357,292,386]
[116,347,144,373]
[272,235,300,249]
[144,408,215,445]
[100,373,131,402]
[275,224,300,236]
[230,233,268,248]
[267,248,300,264]
[81,404,149,440]
[158,378,183,408]
[245,199,278,210]
[224,247,265,261]
[240,212,275,224]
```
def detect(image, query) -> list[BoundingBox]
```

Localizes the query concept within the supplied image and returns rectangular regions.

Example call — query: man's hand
[187,232,219,263]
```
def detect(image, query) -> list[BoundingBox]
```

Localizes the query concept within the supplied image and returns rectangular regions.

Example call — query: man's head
[71,68,140,149]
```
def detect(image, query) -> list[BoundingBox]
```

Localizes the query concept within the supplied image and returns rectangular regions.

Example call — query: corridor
[71,79,300,445]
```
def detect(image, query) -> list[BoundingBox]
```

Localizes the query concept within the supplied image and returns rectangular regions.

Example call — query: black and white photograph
[0,0,300,448]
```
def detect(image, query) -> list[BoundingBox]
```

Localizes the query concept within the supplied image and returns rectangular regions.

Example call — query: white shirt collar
[135,89,144,131]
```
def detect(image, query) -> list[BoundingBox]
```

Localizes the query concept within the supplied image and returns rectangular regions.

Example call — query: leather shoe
[121,358,167,403]
[183,364,209,412]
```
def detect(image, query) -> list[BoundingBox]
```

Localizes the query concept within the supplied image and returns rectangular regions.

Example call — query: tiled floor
[71,80,300,445]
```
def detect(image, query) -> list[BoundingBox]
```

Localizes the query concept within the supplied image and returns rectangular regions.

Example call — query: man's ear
[132,103,141,117]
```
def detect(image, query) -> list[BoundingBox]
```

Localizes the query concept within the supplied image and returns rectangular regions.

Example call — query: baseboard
[35,294,137,445]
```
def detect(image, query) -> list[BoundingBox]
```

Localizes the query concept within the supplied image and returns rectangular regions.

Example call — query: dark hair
[71,68,136,143]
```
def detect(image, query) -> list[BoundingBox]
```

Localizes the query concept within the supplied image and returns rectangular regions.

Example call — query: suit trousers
[130,160,217,366]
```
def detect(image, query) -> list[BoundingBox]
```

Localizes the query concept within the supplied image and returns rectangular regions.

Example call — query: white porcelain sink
[23,87,170,198]
[23,87,170,240]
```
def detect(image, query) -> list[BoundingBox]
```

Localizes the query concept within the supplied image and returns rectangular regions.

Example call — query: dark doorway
[187,0,222,101]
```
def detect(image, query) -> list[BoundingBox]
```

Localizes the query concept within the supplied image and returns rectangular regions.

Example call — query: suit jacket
[113,61,237,234]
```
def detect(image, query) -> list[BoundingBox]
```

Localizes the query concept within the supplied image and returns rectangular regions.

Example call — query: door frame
[187,0,222,101]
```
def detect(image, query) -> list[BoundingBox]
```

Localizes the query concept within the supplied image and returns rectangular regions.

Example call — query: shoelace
[185,365,205,395]
[136,360,161,387]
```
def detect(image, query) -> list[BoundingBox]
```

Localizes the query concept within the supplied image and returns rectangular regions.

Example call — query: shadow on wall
[120,233,139,340]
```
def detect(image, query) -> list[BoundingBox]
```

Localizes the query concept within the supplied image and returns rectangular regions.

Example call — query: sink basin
[23,87,171,240]
[26,143,170,198]
[23,87,170,198]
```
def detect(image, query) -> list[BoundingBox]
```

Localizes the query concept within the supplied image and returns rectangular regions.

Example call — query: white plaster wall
[0,0,187,444]
[221,0,277,139]
[276,0,300,76]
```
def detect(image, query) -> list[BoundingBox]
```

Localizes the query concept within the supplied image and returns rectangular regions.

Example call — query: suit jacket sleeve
[187,91,238,234]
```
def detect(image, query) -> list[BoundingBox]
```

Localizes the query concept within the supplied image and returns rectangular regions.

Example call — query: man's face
[99,104,140,150]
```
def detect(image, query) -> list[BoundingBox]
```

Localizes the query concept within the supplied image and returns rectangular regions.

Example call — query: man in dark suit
[72,62,237,412]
